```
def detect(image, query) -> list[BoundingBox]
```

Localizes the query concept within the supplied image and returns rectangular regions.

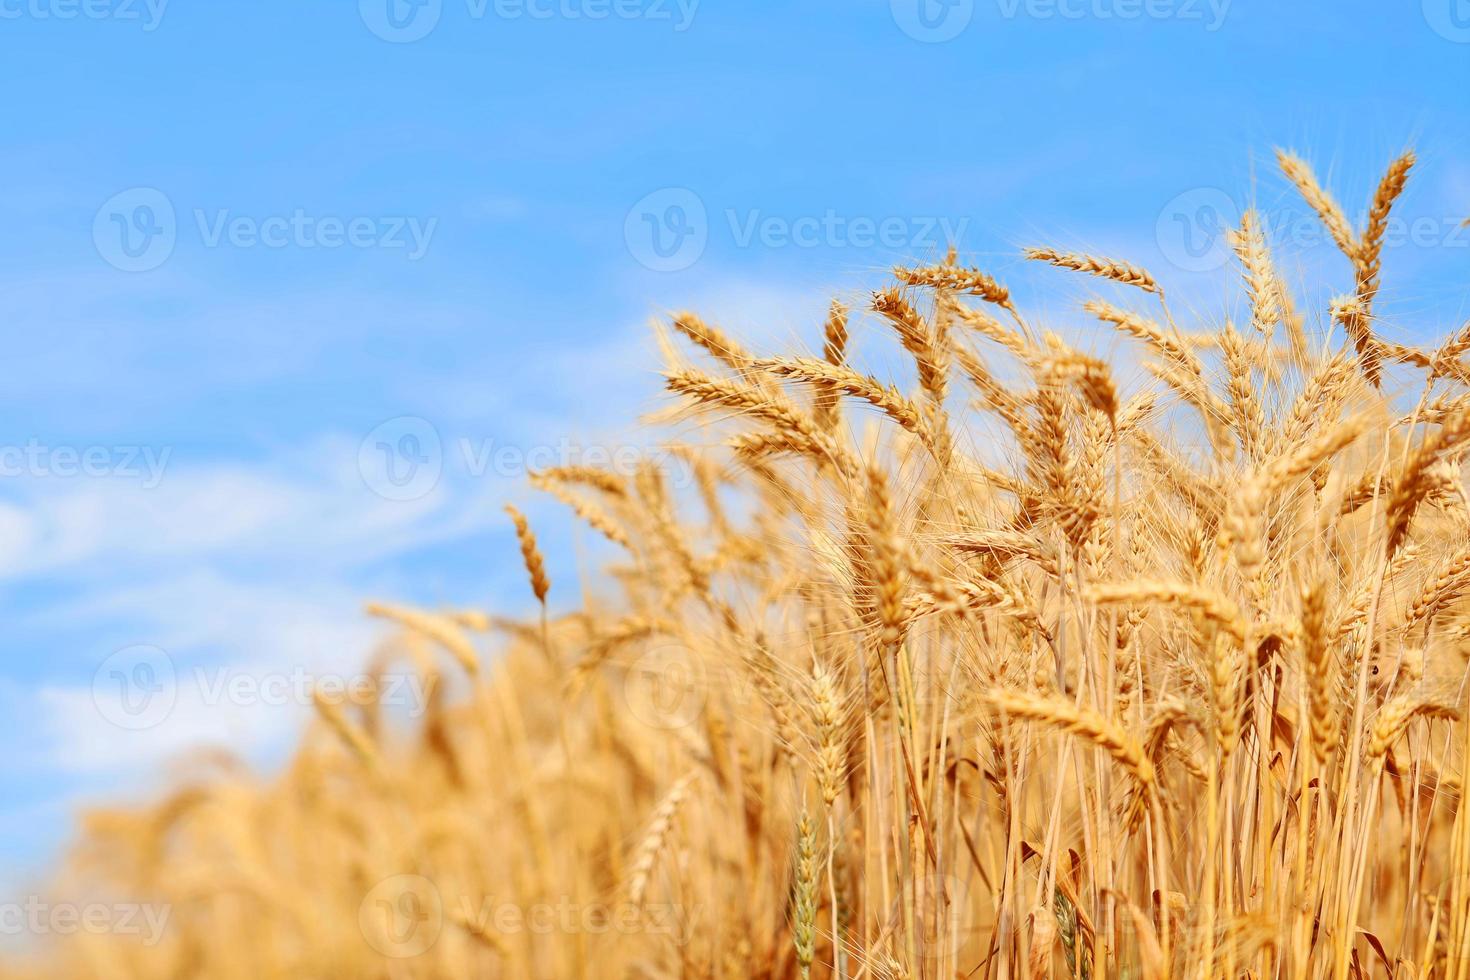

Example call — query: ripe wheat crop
[10,150,1470,979]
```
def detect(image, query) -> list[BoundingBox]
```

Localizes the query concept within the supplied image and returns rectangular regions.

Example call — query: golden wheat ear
[985,687,1155,791]
[1354,149,1415,305]
[366,601,481,677]
[893,261,1016,313]
[503,503,550,605]
[1275,148,1356,257]
[623,772,697,908]
[1024,246,1162,297]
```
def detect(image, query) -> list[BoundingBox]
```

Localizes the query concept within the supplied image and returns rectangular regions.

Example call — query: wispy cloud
[0,436,504,782]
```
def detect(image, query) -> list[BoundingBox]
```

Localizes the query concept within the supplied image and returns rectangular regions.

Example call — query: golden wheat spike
[1276,149,1356,257]
[504,503,550,605]
[986,687,1155,789]
[1025,246,1161,296]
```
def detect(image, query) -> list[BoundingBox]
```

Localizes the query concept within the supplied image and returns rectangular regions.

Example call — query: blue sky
[0,0,1467,891]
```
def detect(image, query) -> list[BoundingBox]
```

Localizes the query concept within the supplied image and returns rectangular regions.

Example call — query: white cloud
[0,434,494,584]
[0,435,503,777]
[35,573,383,774]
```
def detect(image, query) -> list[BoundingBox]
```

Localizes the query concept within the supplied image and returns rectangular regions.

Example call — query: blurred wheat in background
[10,150,1470,979]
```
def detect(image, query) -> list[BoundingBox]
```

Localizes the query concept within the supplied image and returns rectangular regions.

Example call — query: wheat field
[9,150,1470,979]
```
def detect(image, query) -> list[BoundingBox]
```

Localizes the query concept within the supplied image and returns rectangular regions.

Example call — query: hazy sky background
[0,0,1467,889]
